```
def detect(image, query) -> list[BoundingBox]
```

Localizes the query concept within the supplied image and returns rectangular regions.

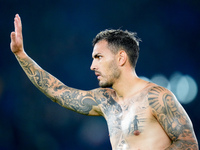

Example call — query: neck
[112,69,147,101]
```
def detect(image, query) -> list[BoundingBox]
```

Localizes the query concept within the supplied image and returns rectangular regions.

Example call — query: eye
[94,55,102,59]
[98,55,102,59]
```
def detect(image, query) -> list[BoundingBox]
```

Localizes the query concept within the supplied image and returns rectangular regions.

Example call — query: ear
[117,50,127,66]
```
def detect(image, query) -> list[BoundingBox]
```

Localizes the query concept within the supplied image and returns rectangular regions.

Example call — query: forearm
[15,51,65,102]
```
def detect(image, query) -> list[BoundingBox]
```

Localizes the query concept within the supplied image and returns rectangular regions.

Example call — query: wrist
[14,49,28,59]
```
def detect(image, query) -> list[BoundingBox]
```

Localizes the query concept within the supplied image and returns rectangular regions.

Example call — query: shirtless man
[10,14,198,150]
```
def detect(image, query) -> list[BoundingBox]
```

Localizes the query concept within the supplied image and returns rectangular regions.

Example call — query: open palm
[10,14,24,54]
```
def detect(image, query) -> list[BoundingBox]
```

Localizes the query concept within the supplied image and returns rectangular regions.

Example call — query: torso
[99,83,172,150]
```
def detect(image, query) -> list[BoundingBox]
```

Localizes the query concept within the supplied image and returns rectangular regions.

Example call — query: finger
[14,14,22,37]
[10,32,16,42]
[14,14,20,33]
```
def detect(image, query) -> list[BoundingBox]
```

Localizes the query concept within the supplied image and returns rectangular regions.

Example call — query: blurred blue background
[0,0,200,149]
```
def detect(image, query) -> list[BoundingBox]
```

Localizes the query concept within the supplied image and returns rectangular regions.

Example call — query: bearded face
[91,40,121,88]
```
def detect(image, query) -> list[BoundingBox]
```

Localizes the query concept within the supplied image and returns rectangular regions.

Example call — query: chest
[100,92,153,137]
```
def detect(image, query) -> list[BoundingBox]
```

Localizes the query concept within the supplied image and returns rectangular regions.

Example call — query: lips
[95,72,101,79]
[95,72,101,76]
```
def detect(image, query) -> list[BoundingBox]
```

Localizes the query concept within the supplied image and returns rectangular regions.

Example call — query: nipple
[134,130,140,136]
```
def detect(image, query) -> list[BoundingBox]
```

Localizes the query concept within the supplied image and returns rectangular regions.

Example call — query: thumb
[10,31,16,42]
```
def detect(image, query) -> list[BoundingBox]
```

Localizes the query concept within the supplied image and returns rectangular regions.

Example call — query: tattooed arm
[10,14,104,116]
[18,55,103,115]
[148,86,198,150]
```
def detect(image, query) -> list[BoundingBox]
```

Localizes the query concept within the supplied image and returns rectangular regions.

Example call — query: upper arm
[148,86,198,149]
[50,83,108,116]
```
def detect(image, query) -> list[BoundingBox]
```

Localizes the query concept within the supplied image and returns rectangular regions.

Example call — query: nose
[90,59,96,71]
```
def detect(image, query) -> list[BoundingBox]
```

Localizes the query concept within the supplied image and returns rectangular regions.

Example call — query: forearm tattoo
[148,86,198,149]
[18,56,98,115]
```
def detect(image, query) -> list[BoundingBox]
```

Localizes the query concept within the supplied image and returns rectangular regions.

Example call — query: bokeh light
[175,74,198,104]
[140,72,198,104]
[151,74,171,90]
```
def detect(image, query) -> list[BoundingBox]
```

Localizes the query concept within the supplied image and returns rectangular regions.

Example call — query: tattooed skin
[17,56,198,149]
[18,56,100,115]
[99,87,151,150]
[148,86,198,150]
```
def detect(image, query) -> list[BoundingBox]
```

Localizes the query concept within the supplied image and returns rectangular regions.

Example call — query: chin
[99,81,113,88]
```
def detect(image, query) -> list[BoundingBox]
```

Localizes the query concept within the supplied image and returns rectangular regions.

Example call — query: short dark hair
[92,29,141,68]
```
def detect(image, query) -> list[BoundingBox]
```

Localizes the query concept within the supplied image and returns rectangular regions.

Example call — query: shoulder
[147,85,181,114]
[147,85,176,100]
[89,88,117,116]
[148,85,174,100]
[147,85,189,125]
[91,88,116,103]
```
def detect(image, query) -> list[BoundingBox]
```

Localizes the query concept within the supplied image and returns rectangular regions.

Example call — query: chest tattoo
[100,90,149,149]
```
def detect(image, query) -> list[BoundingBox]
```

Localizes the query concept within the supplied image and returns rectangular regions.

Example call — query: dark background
[0,0,199,149]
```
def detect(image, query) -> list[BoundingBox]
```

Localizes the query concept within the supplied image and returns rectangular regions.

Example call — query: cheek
[101,59,119,76]
[101,62,112,72]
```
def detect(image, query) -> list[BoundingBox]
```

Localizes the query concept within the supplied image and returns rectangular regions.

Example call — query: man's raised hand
[10,14,24,56]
